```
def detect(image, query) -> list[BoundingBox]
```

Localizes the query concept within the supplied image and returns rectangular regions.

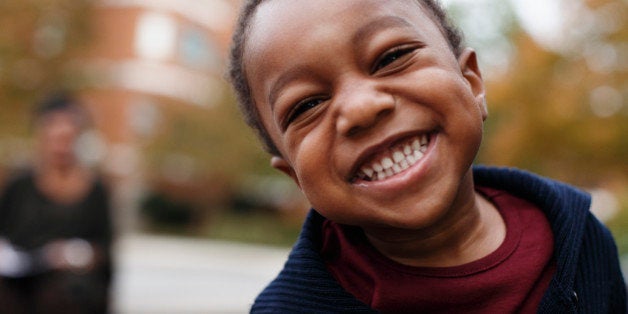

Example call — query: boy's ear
[458,48,487,120]
[271,156,300,188]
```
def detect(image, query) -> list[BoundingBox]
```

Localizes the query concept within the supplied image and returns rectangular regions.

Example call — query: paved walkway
[111,234,289,313]
[110,234,628,314]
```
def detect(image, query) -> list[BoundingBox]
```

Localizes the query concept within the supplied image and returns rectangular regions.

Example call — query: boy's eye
[371,46,416,74]
[285,97,325,127]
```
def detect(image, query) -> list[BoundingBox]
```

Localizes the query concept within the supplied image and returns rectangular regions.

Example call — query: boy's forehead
[247,0,436,48]
[245,0,445,77]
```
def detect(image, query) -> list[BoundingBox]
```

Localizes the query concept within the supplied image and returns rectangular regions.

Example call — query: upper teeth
[356,134,429,182]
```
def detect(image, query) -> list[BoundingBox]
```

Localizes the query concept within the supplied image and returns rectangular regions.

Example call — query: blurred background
[0,0,625,312]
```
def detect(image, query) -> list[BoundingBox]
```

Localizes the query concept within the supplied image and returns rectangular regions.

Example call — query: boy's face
[245,0,487,231]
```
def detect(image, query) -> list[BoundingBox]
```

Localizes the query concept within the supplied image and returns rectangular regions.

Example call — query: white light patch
[509,0,565,50]
[589,86,623,118]
[135,12,177,61]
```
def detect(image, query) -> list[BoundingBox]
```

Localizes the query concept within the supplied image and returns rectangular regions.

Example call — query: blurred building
[72,0,240,232]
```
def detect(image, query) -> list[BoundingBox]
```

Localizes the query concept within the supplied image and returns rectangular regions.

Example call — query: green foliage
[0,0,93,138]
[606,187,628,255]
[143,90,274,186]
[140,192,195,228]
[201,210,302,247]
[477,0,627,187]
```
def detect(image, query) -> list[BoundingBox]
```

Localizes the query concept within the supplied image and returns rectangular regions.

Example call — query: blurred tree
[140,86,278,210]
[478,0,627,187]
[146,90,273,177]
[0,0,92,139]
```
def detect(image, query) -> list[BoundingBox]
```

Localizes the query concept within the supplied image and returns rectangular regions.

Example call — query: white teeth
[373,162,383,172]
[412,139,421,151]
[414,150,424,160]
[400,159,409,169]
[392,151,404,163]
[403,145,412,156]
[381,157,394,169]
[355,134,431,182]
[392,164,402,174]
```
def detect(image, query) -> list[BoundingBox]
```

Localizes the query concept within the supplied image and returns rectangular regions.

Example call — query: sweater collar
[472,166,590,307]
[293,166,590,310]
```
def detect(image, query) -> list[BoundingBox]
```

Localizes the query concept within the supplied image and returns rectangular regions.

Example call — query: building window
[178,25,219,71]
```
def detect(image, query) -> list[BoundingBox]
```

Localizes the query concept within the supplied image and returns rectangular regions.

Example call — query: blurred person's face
[36,110,83,170]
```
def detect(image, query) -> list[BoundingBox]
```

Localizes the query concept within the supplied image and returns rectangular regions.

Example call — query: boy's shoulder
[472,166,592,239]
[472,166,590,209]
[251,210,377,313]
[475,166,626,312]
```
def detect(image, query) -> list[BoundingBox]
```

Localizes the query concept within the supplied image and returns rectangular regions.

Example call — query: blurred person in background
[0,92,113,314]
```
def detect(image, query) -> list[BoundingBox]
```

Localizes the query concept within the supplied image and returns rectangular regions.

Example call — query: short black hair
[228,0,464,156]
[33,91,89,129]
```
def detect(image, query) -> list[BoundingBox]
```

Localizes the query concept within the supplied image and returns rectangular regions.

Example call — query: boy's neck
[363,186,505,268]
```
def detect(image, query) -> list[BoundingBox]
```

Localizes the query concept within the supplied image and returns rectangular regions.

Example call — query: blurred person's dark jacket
[0,170,113,314]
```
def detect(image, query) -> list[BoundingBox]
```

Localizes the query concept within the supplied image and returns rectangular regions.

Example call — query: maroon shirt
[321,187,555,313]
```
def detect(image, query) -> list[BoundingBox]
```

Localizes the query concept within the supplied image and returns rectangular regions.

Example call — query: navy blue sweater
[251,167,627,313]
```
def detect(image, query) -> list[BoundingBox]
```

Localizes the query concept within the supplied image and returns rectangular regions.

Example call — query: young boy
[228,0,627,312]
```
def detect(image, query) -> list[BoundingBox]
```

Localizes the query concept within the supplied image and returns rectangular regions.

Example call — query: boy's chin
[323,202,451,232]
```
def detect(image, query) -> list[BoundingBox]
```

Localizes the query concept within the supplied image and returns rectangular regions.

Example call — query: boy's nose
[335,84,395,137]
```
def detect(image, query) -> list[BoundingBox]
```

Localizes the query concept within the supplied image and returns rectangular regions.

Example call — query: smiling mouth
[352,133,431,183]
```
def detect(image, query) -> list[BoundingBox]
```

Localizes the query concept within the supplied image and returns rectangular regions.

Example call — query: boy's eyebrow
[352,16,414,45]
[268,65,310,110]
